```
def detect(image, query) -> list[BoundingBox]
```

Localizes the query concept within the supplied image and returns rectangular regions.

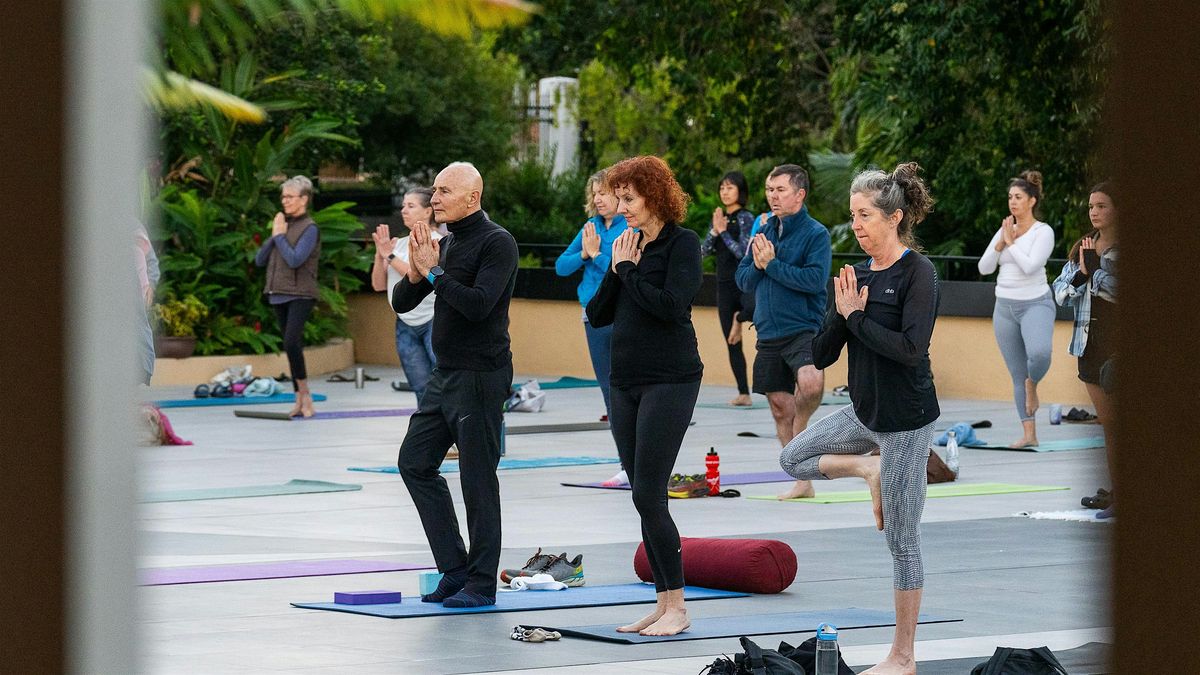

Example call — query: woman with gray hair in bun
[255,175,321,417]
[779,162,939,675]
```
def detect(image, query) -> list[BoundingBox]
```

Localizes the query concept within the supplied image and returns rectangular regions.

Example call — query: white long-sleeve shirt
[977,221,1055,300]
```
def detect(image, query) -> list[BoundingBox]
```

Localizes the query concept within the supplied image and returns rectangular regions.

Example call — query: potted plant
[152,293,209,358]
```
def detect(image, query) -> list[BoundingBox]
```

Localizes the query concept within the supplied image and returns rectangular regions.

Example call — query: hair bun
[1020,170,1043,191]
[891,162,934,225]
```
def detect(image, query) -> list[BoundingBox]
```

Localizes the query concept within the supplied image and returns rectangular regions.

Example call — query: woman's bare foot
[1024,377,1039,417]
[640,607,690,636]
[861,654,916,674]
[727,321,742,345]
[1008,436,1038,448]
[777,480,815,500]
[299,391,315,418]
[616,608,664,633]
[730,393,752,407]
[863,458,884,530]
[288,395,303,418]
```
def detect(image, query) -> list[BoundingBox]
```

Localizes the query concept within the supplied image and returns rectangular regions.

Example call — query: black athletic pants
[610,380,701,592]
[271,298,315,389]
[397,364,512,597]
[716,280,750,395]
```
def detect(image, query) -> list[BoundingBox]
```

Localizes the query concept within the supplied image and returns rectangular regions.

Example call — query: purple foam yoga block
[334,590,402,605]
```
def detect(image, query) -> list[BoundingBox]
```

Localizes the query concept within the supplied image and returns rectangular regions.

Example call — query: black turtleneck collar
[446,209,486,234]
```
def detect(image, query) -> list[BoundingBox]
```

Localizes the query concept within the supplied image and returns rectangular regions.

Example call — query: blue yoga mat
[142,479,361,503]
[975,437,1104,452]
[537,607,960,644]
[292,584,747,618]
[349,456,621,474]
[155,393,328,409]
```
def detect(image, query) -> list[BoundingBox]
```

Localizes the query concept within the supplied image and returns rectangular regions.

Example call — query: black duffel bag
[700,636,807,674]
[971,646,1068,674]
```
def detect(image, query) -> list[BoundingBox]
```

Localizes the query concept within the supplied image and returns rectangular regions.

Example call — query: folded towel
[509,573,567,591]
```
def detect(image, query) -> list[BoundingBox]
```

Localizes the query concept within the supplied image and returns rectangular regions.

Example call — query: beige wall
[150,339,355,386]
[347,293,1090,405]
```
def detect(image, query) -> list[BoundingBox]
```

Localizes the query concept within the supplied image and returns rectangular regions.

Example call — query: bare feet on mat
[1024,377,1039,417]
[640,608,690,636]
[300,391,315,418]
[730,394,752,407]
[777,479,815,500]
[288,397,303,418]
[863,457,884,530]
[1008,435,1038,449]
[727,321,742,345]
[617,609,663,633]
[861,654,916,674]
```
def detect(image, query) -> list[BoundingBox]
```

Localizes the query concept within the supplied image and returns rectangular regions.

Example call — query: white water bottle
[815,623,839,675]
[945,430,960,477]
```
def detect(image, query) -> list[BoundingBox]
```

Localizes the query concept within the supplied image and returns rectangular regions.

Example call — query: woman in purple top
[255,176,321,417]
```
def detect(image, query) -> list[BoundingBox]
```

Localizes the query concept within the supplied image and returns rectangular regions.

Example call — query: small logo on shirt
[884,288,896,294]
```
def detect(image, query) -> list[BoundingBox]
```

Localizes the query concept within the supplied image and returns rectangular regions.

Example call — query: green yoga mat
[515,376,599,390]
[697,395,847,410]
[972,437,1105,452]
[749,482,1069,504]
[141,479,361,503]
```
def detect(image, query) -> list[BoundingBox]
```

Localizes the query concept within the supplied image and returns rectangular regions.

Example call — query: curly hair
[604,156,690,225]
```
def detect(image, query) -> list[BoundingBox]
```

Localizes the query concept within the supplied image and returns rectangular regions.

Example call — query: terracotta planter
[156,336,198,359]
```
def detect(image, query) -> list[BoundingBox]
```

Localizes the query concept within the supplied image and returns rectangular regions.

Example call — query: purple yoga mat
[562,470,794,490]
[139,559,435,586]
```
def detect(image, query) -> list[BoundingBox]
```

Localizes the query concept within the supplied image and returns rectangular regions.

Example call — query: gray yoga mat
[141,479,361,503]
[234,408,415,421]
[859,641,1111,674]
[505,421,611,435]
[536,607,960,644]
[139,559,434,585]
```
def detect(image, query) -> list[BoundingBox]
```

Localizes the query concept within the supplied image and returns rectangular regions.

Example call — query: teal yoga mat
[349,456,620,474]
[515,376,599,390]
[292,584,747,618]
[155,393,327,409]
[142,479,361,503]
[536,607,960,644]
[973,437,1105,452]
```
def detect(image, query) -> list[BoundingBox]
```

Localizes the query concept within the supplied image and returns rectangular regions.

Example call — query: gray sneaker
[500,548,560,584]
[538,553,585,587]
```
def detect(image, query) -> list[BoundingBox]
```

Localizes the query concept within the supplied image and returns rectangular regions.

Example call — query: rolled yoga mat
[139,559,435,586]
[972,437,1105,452]
[155,393,327,409]
[750,482,1069,504]
[234,408,416,421]
[141,479,361,503]
[562,470,794,490]
[534,607,960,644]
[292,583,747,619]
[349,456,621,474]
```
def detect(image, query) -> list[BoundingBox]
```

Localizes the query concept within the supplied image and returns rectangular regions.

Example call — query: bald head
[431,162,484,224]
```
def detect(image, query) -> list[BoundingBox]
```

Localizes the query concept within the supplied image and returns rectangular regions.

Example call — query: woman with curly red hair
[586,156,703,637]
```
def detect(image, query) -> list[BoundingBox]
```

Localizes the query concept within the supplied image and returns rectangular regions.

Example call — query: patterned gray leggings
[780,406,935,590]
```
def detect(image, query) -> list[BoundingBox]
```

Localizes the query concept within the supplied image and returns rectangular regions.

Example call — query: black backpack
[700,636,807,675]
[777,637,854,675]
[970,646,1069,675]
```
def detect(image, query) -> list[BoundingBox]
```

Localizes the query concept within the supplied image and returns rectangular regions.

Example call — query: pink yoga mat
[139,559,435,585]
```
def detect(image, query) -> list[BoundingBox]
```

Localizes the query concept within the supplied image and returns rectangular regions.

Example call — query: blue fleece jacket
[735,205,831,339]
[555,215,630,306]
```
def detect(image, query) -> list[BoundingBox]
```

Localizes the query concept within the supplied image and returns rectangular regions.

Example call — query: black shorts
[1077,323,1116,385]
[752,332,815,394]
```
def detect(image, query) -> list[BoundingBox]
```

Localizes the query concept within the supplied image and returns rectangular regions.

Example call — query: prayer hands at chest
[611,229,642,272]
[407,220,441,282]
[834,264,869,319]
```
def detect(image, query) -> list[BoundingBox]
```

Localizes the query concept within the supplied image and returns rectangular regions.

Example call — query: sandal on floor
[326,373,354,383]
[193,384,211,399]
[1081,488,1113,510]
[1064,407,1099,422]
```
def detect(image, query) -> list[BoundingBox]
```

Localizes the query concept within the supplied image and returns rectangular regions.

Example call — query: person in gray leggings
[977,170,1056,447]
[780,162,938,675]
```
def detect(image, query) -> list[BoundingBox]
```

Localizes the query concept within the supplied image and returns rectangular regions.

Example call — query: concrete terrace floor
[139,368,1113,674]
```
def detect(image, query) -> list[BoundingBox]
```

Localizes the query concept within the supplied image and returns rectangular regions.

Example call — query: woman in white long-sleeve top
[977,170,1056,448]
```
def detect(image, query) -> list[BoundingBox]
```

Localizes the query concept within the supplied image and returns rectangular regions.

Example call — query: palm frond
[144,68,269,123]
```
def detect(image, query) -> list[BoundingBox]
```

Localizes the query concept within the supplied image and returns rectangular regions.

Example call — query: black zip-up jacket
[392,210,518,372]
[586,223,704,386]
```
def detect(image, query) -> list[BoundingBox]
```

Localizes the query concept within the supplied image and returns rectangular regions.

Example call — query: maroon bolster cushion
[633,537,797,594]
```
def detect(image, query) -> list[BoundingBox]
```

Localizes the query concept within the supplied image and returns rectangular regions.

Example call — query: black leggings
[272,298,315,389]
[610,380,701,592]
[717,281,750,395]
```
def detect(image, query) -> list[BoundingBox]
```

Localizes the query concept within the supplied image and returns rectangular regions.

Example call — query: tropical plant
[151,293,209,337]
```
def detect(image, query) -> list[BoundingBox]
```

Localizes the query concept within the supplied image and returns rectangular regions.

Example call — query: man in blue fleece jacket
[736,164,832,499]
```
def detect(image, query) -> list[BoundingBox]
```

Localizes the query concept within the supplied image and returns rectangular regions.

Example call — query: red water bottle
[705,447,720,496]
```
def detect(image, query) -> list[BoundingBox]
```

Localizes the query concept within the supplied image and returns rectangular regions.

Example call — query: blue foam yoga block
[418,572,443,596]
[334,590,403,605]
